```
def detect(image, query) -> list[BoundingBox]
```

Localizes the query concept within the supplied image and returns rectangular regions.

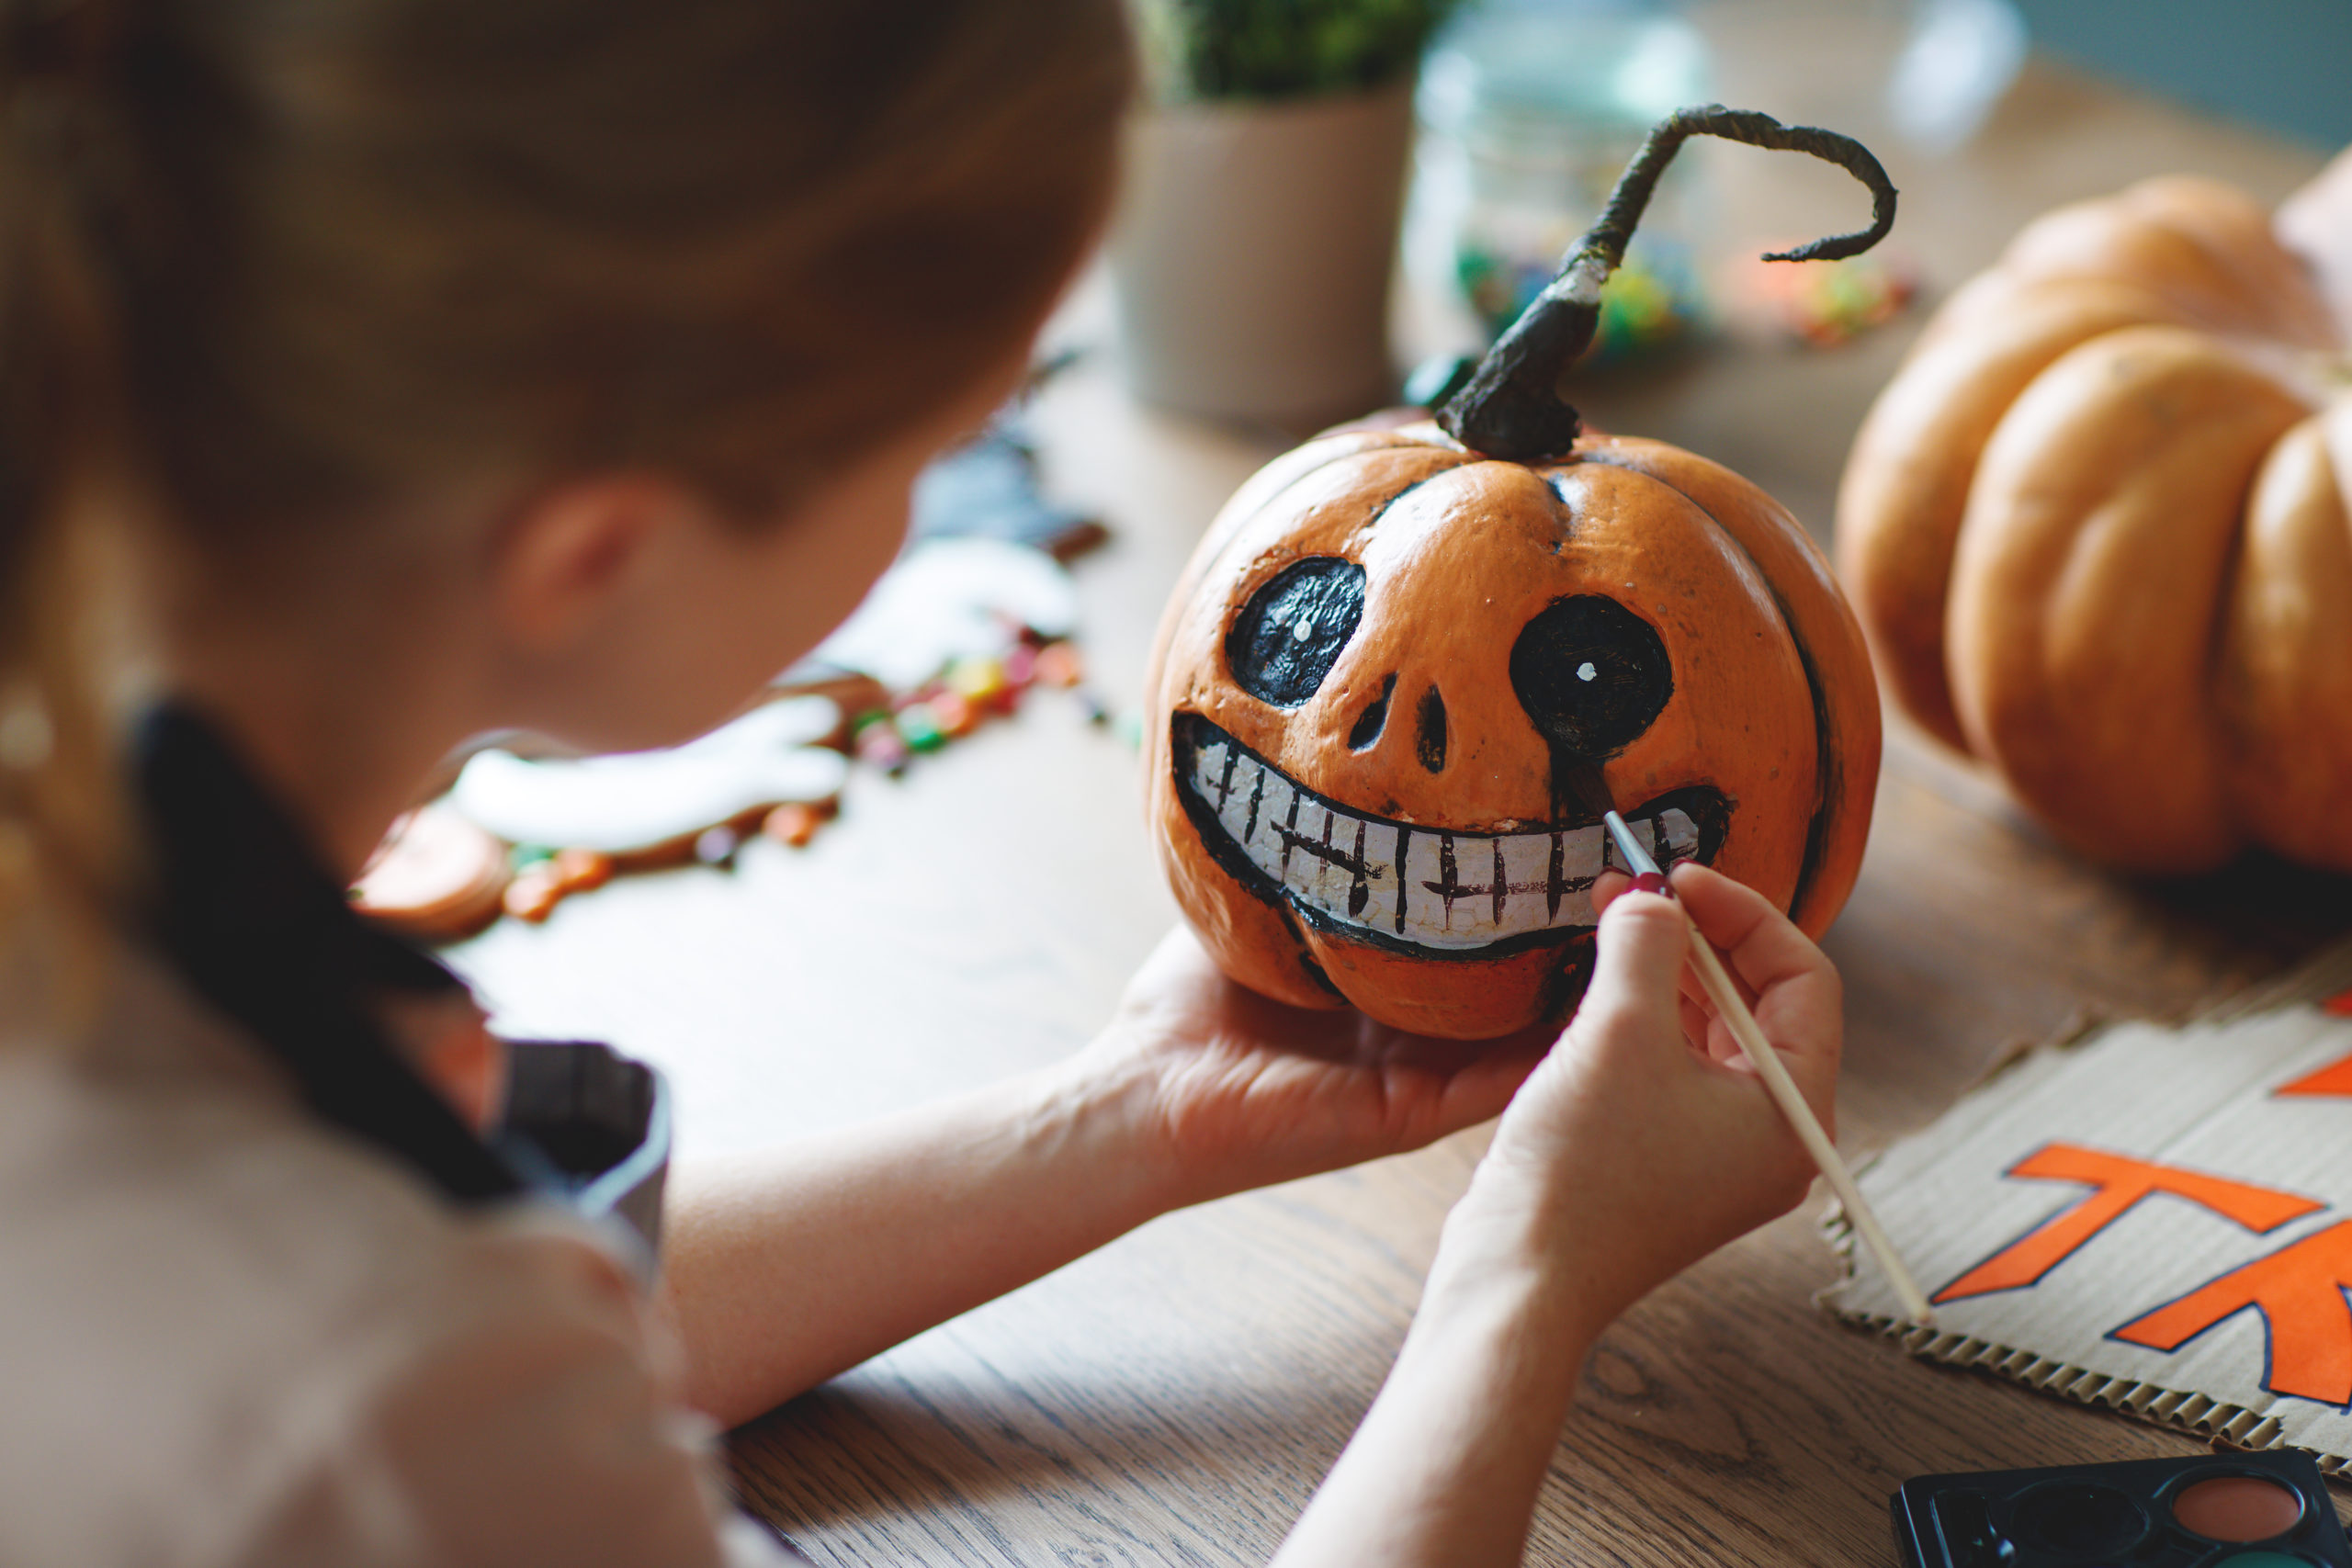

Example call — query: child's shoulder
[0,949,716,1567]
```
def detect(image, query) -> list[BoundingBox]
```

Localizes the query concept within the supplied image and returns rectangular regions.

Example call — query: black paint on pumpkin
[1165,711,1732,964]
[1510,595,1672,761]
[1227,558,1365,709]
[1415,686,1447,773]
[1348,674,1397,750]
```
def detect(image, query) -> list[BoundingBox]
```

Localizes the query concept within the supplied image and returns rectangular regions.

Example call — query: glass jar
[1414,0,1713,366]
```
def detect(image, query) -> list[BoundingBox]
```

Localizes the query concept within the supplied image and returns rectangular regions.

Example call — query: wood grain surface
[451,26,2350,1566]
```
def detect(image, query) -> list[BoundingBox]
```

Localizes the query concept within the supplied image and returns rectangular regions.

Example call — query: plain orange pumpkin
[1838,173,2352,873]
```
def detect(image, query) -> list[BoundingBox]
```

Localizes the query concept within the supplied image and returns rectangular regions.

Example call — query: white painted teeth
[1183,734,1702,953]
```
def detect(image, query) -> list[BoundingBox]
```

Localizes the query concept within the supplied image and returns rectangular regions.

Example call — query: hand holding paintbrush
[1600,812,1935,1325]
[1277,813,1903,1567]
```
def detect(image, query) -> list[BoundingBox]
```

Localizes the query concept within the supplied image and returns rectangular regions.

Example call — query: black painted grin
[1171,712,1729,960]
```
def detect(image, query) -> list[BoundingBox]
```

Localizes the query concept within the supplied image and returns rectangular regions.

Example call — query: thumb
[1573,890,1690,1052]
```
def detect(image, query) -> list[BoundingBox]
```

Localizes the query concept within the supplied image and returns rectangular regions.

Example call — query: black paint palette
[1893,1450,2351,1568]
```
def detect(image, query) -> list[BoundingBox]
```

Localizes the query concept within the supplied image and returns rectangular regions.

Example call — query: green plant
[1134,0,1465,102]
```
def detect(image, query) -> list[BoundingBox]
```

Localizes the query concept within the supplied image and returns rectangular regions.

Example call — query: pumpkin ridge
[2121,178,2342,347]
[1581,453,1830,918]
[2221,407,2352,867]
[1571,443,1862,936]
[1836,276,2187,747]
[1224,449,1479,590]
[1278,903,1349,1001]
[2000,178,2334,347]
[1211,443,1468,581]
[1147,443,1475,751]
[1945,322,2307,868]
[1358,464,1465,533]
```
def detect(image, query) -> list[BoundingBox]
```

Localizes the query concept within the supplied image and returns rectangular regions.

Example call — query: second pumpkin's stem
[1436,105,1898,463]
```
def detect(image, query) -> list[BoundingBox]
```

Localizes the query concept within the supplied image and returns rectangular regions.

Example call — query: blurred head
[0,0,1134,927]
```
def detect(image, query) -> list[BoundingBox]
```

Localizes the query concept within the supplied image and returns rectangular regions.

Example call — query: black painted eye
[1509,595,1672,760]
[1227,557,1365,708]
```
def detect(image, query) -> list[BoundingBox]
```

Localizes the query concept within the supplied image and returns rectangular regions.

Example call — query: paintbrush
[1601,810,1935,1326]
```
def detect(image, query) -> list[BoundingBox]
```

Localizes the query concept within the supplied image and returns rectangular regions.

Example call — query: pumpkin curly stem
[1437,105,1897,462]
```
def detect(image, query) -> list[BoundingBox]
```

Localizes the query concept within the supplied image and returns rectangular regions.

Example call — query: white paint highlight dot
[1577,661,1598,682]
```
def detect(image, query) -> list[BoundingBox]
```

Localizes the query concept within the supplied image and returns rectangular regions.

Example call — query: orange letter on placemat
[2277,1050,2352,1098]
[2113,1220,2352,1407]
[1933,1145,2324,1306]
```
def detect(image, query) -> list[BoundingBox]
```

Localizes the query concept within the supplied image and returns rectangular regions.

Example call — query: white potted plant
[1113,0,1463,428]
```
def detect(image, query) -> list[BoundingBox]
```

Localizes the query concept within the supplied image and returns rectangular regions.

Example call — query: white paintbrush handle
[1683,919,1937,1326]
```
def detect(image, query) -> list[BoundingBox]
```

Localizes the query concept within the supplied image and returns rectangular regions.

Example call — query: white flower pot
[1111,81,1416,429]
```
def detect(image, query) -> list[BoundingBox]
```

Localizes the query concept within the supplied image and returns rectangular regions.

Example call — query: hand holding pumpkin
[1079,854,1841,1304]
[1074,926,1550,1210]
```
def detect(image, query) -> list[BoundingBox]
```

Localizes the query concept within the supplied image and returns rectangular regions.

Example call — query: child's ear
[492,475,704,653]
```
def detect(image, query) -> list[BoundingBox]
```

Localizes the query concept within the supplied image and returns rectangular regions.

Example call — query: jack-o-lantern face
[1147,107,1894,1039]
[1145,422,1882,1039]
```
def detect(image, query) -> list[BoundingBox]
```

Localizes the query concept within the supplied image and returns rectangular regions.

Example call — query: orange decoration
[1838,174,2352,872]
[349,804,512,942]
[1033,640,1083,688]
[502,862,567,923]
[2277,1048,2352,1099]
[550,846,613,893]
[762,801,825,848]
[2114,1219,2352,1407]
[930,690,978,738]
[1931,1144,2324,1305]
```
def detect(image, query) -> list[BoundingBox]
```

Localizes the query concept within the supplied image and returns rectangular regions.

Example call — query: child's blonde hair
[0,0,1133,969]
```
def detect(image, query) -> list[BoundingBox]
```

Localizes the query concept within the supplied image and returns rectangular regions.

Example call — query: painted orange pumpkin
[1145,108,1892,1039]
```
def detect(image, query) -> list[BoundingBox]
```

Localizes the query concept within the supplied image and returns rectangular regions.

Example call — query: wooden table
[452,27,2350,1566]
